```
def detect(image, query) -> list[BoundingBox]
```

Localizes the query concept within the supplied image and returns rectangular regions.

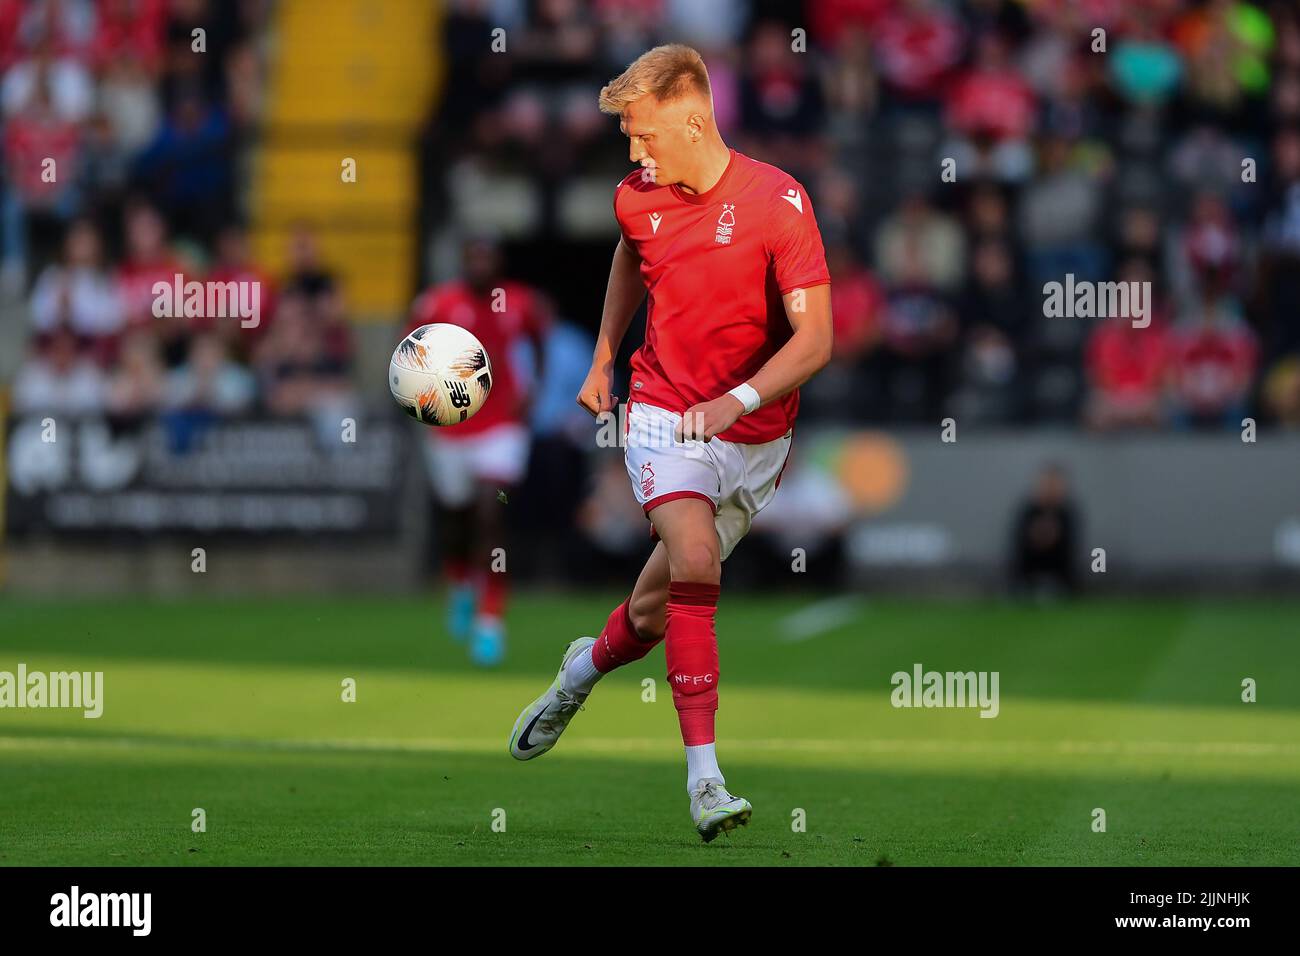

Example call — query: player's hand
[576,364,618,418]
[677,395,745,442]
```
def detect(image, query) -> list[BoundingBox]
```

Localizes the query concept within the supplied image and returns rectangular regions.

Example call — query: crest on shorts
[640,461,655,498]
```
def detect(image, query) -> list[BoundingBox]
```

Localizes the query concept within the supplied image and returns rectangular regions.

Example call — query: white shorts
[422,423,530,508]
[623,401,792,560]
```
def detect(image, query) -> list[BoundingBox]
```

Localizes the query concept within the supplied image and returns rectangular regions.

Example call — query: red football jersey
[615,148,830,443]
[407,280,549,438]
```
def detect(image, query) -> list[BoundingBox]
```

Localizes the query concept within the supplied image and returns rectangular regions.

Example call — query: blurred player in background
[408,237,549,666]
[508,45,832,840]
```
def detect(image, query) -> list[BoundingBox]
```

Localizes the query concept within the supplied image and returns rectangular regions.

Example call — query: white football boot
[508,637,595,760]
[690,778,753,842]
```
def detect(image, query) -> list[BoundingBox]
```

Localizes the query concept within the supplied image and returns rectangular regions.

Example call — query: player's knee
[669,540,720,584]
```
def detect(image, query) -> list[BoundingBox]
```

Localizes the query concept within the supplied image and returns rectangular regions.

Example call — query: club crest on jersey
[715,203,735,245]
[640,461,655,498]
[649,212,662,234]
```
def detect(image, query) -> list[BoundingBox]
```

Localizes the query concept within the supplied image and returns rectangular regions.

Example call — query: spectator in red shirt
[1084,260,1173,429]
[872,0,965,103]
[1168,295,1258,429]
[1177,190,1242,302]
[2,73,82,199]
[91,0,167,75]
[1085,318,1172,430]
[204,221,275,355]
[115,200,189,365]
[829,241,885,362]
[0,0,22,70]
[809,0,892,52]
[943,31,1036,182]
[1,71,83,287]
[947,32,1036,141]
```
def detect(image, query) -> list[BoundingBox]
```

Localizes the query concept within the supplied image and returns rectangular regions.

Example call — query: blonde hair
[598,44,711,115]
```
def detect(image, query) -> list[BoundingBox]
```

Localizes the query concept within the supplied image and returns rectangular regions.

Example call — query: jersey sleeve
[614,169,651,250]
[613,177,634,247]
[766,181,831,295]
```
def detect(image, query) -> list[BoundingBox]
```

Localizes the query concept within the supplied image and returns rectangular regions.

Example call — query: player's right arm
[577,235,645,417]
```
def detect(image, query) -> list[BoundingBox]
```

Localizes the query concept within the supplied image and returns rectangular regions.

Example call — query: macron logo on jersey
[780,188,804,213]
[649,212,662,234]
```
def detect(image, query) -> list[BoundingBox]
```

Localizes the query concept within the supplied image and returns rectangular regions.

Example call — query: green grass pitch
[0,594,1297,866]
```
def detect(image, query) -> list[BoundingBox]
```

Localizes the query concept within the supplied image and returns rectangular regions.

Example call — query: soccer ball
[389,323,493,426]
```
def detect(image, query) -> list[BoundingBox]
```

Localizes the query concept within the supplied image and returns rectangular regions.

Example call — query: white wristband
[728,382,761,415]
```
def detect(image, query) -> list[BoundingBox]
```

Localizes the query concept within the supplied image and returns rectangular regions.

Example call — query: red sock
[591,599,661,672]
[479,570,507,618]
[665,581,720,746]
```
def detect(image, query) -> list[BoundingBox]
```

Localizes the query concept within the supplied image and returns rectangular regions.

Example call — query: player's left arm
[746,282,833,403]
[677,284,832,440]
[679,177,833,441]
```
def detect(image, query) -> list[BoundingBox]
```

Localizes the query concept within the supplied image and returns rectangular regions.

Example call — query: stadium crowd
[3,0,358,425]
[428,0,1300,430]
[4,0,1300,434]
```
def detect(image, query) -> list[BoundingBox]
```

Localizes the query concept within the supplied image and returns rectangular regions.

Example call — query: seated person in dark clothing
[1011,463,1078,596]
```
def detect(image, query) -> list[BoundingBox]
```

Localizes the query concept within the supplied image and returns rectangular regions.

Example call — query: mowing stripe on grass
[777,596,868,642]
[3,732,1295,759]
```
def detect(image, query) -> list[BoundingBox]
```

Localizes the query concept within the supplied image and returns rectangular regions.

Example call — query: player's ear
[687,112,704,141]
